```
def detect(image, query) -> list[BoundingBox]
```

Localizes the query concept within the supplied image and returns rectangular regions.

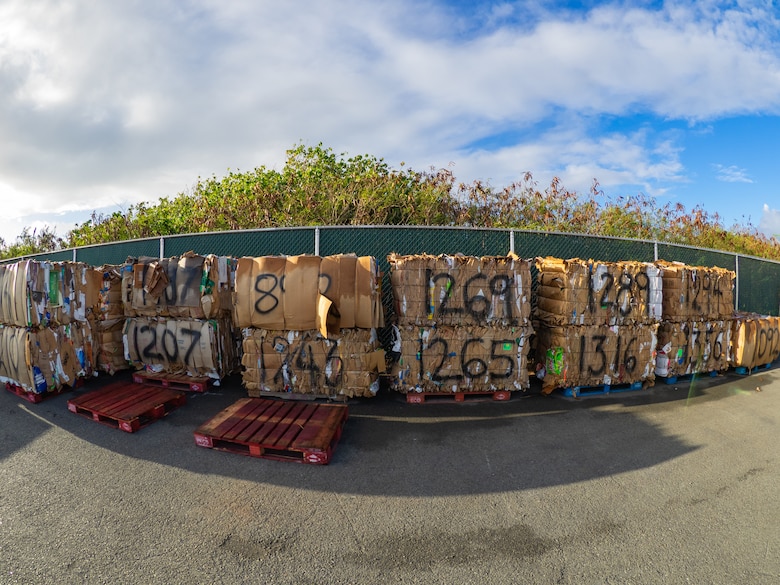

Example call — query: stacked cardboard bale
[654,261,735,378]
[89,265,128,374]
[729,313,780,370]
[234,254,385,398]
[0,260,102,394]
[121,252,239,381]
[387,253,533,394]
[534,257,662,394]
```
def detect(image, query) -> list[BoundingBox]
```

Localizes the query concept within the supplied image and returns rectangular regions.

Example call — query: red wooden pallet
[405,390,512,404]
[132,371,213,393]
[5,382,62,403]
[67,381,186,432]
[194,398,348,465]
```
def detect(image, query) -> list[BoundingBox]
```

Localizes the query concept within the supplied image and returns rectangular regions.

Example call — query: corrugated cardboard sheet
[730,314,780,369]
[88,265,129,374]
[535,257,663,326]
[535,323,658,393]
[94,321,127,375]
[233,254,383,332]
[241,328,384,398]
[655,320,732,377]
[122,253,234,320]
[0,323,93,392]
[388,253,532,327]
[656,261,734,322]
[392,324,532,393]
[0,260,101,328]
[123,316,238,379]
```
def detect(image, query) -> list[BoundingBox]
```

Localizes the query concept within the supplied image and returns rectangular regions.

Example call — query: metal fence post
[314,227,320,256]
[509,230,515,255]
[735,254,740,312]
[73,248,77,262]
[159,236,165,260]
[654,240,658,262]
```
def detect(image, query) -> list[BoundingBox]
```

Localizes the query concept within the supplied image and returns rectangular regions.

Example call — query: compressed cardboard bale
[123,316,237,380]
[0,325,36,391]
[93,320,128,374]
[535,257,663,326]
[234,254,383,332]
[0,260,102,329]
[388,253,532,327]
[241,327,381,398]
[393,324,532,393]
[535,323,658,393]
[124,253,235,320]
[730,314,780,369]
[655,320,732,378]
[0,325,74,393]
[656,261,734,322]
[94,265,125,325]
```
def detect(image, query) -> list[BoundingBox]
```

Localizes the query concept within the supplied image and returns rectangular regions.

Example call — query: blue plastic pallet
[659,370,719,385]
[734,363,772,376]
[561,381,643,398]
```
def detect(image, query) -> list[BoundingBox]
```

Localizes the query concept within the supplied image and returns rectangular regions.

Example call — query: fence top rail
[1,224,779,266]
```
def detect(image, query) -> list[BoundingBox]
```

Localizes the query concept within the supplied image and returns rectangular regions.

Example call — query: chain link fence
[7,226,780,316]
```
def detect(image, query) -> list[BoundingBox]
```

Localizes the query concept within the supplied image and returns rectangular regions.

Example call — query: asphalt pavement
[1,366,779,584]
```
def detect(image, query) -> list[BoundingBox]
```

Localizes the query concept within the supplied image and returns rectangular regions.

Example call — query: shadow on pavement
[1,365,776,497]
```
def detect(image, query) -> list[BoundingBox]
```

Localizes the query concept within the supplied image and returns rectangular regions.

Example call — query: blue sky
[1,0,780,246]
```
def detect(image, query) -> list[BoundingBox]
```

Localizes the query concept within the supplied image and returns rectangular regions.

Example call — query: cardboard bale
[0,260,101,328]
[393,324,532,394]
[94,265,125,325]
[656,261,735,322]
[93,320,128,375]
[387,253,532,327]
[241,328,382,398]
[535,323,658,393]
[123,316,237,380]
[0,325,84,393]
[0,325,36,391]
[123,253,235,320]
[535,257,663,326]
[234,254,383,332]
[730,314,780,369]
[655,319,732,378]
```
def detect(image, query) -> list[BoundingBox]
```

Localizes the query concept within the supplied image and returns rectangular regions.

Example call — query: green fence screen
[7,226,780,315]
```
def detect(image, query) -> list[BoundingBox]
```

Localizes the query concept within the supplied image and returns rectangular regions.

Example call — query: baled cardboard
[535,257,663,326]
[393,324,532,393]
[655,319,732,377]
[388,253,532,327]
[535,322,658,393]
[730,314,780,369]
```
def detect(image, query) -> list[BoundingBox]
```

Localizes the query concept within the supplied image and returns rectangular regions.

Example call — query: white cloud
[759,204,780,238]
[713,164,753,183]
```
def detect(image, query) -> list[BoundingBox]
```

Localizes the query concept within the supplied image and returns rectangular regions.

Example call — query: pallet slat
[194,398,348,464]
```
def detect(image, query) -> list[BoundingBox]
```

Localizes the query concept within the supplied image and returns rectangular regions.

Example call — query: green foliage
[0,226,64,260]
[2,143,780,262]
